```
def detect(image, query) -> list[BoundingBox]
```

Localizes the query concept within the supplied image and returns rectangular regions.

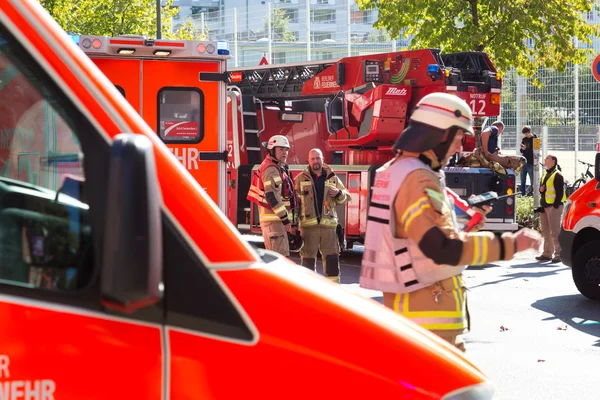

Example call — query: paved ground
[246,237,600,400]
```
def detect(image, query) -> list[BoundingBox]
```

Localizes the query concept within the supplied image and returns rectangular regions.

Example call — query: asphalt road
[283,246,600,400]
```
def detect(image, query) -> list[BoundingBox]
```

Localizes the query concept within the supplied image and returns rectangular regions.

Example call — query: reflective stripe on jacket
[294,164,350,229]
[247,156,294,224]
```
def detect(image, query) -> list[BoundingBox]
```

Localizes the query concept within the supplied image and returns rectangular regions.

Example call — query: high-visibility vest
[247,157,293,222]
[542,169,567,204]
[360,157,468,332]
[360,157,467,293]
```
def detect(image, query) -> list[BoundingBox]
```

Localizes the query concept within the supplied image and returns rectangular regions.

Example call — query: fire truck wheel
[572,240,600,301]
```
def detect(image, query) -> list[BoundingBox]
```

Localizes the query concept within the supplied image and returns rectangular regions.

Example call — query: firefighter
[359,92,542,351]
[295,148,350,283]
[247,135,295,257]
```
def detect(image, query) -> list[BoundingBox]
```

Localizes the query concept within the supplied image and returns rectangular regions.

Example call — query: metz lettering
[171,147,199,170]
[0,356,56,400]
[385,87,407,96]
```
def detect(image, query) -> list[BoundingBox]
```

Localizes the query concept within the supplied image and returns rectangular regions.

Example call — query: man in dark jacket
[519,126,537,195]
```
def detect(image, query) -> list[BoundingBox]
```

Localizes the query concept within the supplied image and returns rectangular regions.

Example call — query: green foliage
[357,0,598,85]
[37,0,206,40]
[265,8,296,42]
[516,194,540,231]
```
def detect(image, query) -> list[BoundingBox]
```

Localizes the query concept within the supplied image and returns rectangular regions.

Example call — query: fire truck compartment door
[142,60,227,212]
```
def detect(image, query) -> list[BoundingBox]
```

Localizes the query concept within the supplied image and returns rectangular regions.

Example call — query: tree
[356,0,598,84]
[366,29,391,43]
[37,0,205,40]
[264,8,296,42]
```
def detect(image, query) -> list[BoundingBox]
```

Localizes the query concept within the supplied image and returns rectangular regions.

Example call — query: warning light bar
[77,35,230,59]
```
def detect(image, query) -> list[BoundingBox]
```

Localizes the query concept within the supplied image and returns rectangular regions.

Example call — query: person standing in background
[519,126,537,196]
[536,155,566,263]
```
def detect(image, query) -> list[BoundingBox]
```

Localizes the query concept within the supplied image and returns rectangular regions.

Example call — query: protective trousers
[539,205,563,259]
[382,276,469,352]
[299,226,340,283]
[261,220,289,257]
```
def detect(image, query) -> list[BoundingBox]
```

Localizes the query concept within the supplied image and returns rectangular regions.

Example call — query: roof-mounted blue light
[428,64,440,74]
[217,40,230,55]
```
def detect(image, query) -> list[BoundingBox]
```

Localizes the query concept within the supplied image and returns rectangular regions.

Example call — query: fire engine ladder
[229,59,337,100]
[241,95,264,165]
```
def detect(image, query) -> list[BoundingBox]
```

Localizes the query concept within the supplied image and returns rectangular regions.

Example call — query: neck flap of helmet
[426,127,460,171]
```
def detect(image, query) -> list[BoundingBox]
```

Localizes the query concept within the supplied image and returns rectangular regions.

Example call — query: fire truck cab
[0,0,496,398]
[559,153,600,300]
[226,51,517,246]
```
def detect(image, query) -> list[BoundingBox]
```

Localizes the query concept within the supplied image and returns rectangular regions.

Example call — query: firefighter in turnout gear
[295,148,350,283]
[359,92,543,351]
[247,135,296,256]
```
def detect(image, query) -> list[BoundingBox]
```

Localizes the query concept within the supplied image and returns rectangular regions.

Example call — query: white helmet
[393,92,474,153]
[264,135,290,150]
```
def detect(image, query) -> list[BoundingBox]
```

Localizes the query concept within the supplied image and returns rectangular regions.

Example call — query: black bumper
[559,228,575,267]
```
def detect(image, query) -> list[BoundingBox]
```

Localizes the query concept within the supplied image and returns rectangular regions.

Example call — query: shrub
[515,194,540,231]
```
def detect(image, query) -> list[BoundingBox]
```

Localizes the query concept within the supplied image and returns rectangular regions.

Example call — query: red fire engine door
[142,60,226,210]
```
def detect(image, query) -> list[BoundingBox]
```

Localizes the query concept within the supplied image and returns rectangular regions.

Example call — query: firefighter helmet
[263,135,290,150]
[393,92,474,154]
[288,231,304,252]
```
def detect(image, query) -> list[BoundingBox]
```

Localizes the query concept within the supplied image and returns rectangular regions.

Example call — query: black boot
[324,254,340,283]
[301,257,316,271]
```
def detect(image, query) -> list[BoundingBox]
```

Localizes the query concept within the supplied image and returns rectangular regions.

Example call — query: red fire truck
[74,36,516,245]
[225,51,517,247]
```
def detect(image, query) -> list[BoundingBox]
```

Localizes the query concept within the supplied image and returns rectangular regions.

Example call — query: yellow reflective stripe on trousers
[392,276,467,331]
[401,196,430,231]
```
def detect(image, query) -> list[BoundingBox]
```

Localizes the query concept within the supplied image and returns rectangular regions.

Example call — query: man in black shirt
[294,149,350,282]
[519,126,537,196]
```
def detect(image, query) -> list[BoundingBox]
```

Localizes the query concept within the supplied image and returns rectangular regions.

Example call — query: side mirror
[101,133,163,313]
[595,153,600,182]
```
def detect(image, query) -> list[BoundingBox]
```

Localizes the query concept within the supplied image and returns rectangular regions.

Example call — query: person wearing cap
[359,93,543,351]
[294,148,350,283]
[247,135,296,256]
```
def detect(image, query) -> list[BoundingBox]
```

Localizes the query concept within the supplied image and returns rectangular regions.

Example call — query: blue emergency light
[428,64,440,74]
[217,40,230,55]
[67,34,80,46]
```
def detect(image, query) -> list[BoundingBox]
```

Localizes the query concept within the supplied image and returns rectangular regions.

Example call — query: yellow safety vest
[542,170,567,204]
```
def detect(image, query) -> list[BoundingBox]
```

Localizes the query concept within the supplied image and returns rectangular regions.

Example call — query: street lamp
[156,0,162,39]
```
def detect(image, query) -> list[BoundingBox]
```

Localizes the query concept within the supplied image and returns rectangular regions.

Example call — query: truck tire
[572,240,600,301]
